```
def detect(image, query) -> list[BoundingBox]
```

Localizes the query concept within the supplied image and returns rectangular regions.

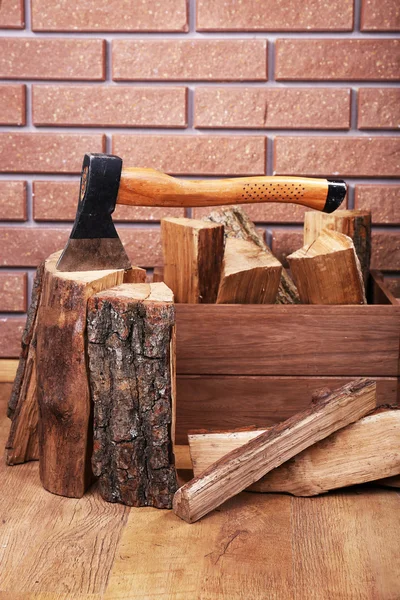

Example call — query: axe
[57,153,347,272]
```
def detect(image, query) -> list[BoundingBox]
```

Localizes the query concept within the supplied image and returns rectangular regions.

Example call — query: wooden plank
[175,375,397,443]
[0,384,129,599]
[291,488,400,599]
[176,304,400,376]
[0,359,19,382]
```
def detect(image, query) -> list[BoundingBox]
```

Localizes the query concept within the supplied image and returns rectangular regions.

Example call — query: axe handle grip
[117,169,346,213]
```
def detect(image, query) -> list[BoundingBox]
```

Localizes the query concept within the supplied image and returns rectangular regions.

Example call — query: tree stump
[87,282,177,508]
[36,251,125,498]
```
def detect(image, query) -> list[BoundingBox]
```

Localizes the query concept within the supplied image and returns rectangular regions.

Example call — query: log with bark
[6,262,44,465]
[203,205,300,304]
[36,251,125,498]
[161,217,224,303]
[304,209,371,286]
[88,282,178,508]
[188,408,400,496]
[216,238,282,304]
[287,229,367,305]
[173,378,376,523]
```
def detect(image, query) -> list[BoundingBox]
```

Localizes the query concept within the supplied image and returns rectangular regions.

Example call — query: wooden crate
[174,272,400,443]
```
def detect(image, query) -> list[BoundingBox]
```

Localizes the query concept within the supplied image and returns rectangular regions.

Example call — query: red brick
[0,0,24,28]
[33,181,185,222]
[275,39,400,81]
[361,0,400,31]
[32,0,188,32]
[197,0,353,31]
[274,136,400,178]
[0,317,25,358]
[371,232,400,272]
[32,85,187,128]
[355,185,400,224]
[0,38,105,80]
[0,272,27,312]
[0,227,162,268]
[271,230,302,267]
[112,40,267,81]
[193,198,348,224]
[0,133,105,173]
[0,84,25,125]
[358,88,400,130]
[113,135,266,176]
[0,181,27,221]
[194,87,351,130]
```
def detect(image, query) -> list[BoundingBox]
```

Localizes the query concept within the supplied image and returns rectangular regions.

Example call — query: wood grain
[175,304,400,376]
[0,359,19,382]
[175,375,397,443]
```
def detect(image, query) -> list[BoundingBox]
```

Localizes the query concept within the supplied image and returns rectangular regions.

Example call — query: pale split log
[6,262,45,464]
[216,238,282,304]
[173,378,376,523]
[188,409,400,496]
[37,251,125,498]
[304,209,371,286]
[202,205,300,304]
[288,229,367,305]
[88,282,177,508]
[161,217,224,303]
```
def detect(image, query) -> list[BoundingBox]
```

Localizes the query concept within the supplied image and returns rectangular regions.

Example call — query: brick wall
[0,0,399,357]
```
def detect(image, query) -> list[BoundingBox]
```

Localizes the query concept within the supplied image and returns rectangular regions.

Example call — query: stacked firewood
[160,207,372,305]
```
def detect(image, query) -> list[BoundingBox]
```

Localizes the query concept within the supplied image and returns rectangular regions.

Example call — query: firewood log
[203,205,300,304]
[6,262,44,465]
[304,209,371,286]
[87,283,178,508]
[161,217,224,303]
[287,229,367,304]
[216,238,282,304]
[36,251,125,498]
[187,409,400,496]
[173,379,376,522]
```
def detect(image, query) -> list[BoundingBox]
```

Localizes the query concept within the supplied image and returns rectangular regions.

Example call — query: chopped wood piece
[203,205,300,304]
[173,378,376,523]
[6,262,44,465]
[88,282,178,508]
[304,209,371,286]
[161,217,224,303]
[123,266,147,283]
[188,409,400,496]
[216,238,282,304]
[288,229,367,305]
[152,266,164,283]
[37,251,124,498]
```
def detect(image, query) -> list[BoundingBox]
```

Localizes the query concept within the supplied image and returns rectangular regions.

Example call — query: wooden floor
[0,383,399,599]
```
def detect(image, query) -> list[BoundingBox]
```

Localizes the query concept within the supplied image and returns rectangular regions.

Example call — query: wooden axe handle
[117,168,346,213]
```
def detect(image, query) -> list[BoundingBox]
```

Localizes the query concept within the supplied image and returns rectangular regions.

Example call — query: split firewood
[87,282,177,508]
[287,229,367,305]
[36,251,125,498]
[216,238,282,304]
[161,217,224,303]
[188,408,400,496]
[6,262,44,465]
[123,266,147,283]
[173,378,376,523]
[152,266,164,283]
[203,205,300,304]
[304,209,371,286]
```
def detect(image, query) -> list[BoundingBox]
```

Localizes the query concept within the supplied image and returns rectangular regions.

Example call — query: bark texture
[203,206,300,304]
[88,283,177,508]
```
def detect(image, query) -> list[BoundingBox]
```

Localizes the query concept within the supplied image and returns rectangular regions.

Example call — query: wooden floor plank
[104,493,294,600]
[291,488,400,599]
[0,385,129,599]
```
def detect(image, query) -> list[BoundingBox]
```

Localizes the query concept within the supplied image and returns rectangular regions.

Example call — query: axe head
[57,153,131,272]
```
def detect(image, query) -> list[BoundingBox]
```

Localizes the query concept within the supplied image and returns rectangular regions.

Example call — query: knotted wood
[203,205,300,304]
[88,283,177,508]
[37,251,124,498]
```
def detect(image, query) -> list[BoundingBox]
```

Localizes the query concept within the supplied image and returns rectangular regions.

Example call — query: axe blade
[56,153,131,272]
